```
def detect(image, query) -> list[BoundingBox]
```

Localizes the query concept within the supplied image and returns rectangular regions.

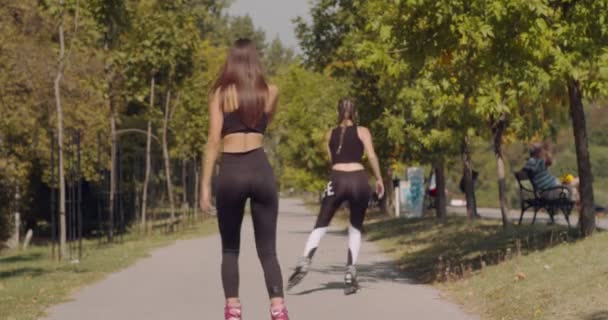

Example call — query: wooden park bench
[514,169,574,228]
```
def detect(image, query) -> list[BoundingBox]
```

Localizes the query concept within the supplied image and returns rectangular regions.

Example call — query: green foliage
[294,0,359,72]
[296,0,608,216]
[264,36,296,77]
[223,14,267,52]
[171,41,226,159]
[0,0,242,239]
[272,65,349,191]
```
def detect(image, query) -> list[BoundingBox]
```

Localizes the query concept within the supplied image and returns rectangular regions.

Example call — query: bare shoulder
[209,88,222,107]
[357,126,371,138]
[268,84,279,98]
[210,87,222,99]
[265,84,279,114]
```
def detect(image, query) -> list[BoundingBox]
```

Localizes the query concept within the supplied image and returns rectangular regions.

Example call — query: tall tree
[264,36,295,77]
[53,0,68,258]
[88,0,129,242]
[546,0,608,236]
[272,65,349,191]
[294,0,399,214]
[226,15,266,52]
[52,0,84,257]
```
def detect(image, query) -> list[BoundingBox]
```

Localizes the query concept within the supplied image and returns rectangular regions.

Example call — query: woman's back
[328,125,364,165]
[210,84,278,153]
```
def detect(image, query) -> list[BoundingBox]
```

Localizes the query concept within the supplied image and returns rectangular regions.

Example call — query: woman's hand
[200,185,214,214]
[375,180,385,199]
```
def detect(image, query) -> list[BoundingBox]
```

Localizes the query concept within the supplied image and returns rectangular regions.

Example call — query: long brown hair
[335,98,357,155]
[213,39,269,128]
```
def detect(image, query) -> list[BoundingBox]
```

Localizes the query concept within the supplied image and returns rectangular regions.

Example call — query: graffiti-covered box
[398,167,425,217]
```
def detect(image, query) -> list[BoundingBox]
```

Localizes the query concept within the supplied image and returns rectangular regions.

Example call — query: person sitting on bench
[524,143,579,201]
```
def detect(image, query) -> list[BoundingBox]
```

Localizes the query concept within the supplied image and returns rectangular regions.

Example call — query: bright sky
[228,0,310,50]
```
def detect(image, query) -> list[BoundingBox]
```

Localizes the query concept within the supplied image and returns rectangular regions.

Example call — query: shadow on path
[289,281,344,295]
[288,259,413,296]
[365,216,575,283]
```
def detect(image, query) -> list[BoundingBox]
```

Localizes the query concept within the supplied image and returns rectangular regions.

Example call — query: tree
[544,0,608,236]
[294,0,359,72]
[264,36,295,77]
[88,0,129,242]
[272,65,349,192]
[53,0,68,258]
[294,0,401,214]
[1,0,108,246]
[225,15,266,52]
[121,0,199,227]
[171,41,226,214]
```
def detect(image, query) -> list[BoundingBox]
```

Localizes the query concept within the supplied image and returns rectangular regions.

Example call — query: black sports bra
[328,125,364,164]
[221,112,269,137]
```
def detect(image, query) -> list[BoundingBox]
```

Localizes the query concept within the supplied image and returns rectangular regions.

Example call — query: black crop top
[329,125,364,164]
[221,112,269,137]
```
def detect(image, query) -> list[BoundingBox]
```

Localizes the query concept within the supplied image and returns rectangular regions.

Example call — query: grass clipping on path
[0,220,217,320]
[365,216,608,320]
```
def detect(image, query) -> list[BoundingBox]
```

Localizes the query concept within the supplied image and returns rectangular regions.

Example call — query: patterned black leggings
[302,170,371,265]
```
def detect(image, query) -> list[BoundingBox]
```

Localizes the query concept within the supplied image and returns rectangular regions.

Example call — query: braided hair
[335,98,357,155]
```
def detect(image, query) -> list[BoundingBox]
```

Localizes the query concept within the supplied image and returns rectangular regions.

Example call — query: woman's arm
[201,90,223,211]
[358,127,384,198]
[325,130,332,164]
[265,85,279,121]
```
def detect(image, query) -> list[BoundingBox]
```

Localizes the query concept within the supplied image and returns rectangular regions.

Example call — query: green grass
[364,215,608,319]
[442,231,608,320]
[0,219,217,320]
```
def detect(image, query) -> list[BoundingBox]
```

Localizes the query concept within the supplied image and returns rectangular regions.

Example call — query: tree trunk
[182,158,188,206]
[109,99,116,242]
[13,186,21,248]
[162,90,176,225]
[567,78,596,236]
[54,0,67,258]
[381,166,393,215]
[435,161,447,218]
[462,135,478,219]
[141,76,154,231]
[194,157,201,217]
[493,113,510,228]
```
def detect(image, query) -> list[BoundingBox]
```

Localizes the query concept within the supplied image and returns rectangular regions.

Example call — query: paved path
[449,206,608,230]
[43,198,476,320]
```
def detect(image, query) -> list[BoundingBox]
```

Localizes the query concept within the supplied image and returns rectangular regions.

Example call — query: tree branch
[116,129,160,142]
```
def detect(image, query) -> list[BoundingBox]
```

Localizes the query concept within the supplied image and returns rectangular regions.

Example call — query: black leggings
[302,170,371,265]
[216,148,283,299]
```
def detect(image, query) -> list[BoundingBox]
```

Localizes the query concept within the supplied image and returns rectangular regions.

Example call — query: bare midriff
[332,162,365,172]
[222,132,265,153]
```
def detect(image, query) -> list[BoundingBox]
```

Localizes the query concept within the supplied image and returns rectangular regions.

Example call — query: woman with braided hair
[287,98,384,295]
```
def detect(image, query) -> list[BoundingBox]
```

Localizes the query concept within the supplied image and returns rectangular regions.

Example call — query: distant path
[449,206,608,230]
[43,198,477,320]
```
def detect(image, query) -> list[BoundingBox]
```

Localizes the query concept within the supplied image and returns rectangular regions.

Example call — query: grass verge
[0,219,217,320]
[365,214,608,320]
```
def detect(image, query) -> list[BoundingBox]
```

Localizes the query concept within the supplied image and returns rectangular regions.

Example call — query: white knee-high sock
[303,227,327,258]
[348,224,362,265]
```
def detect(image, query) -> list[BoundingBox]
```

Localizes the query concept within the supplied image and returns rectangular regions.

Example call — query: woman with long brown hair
[200,39,289,320]
[287,98,384,295]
